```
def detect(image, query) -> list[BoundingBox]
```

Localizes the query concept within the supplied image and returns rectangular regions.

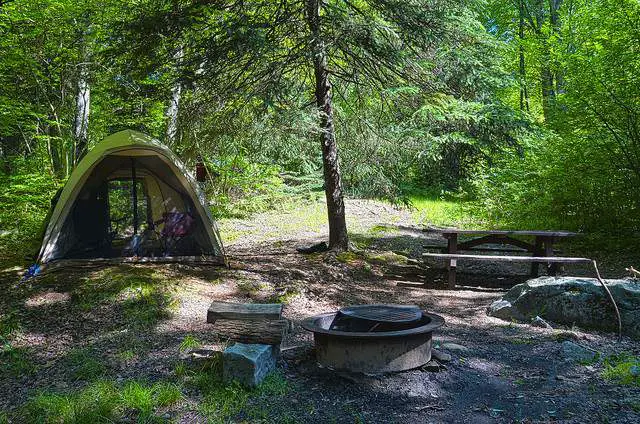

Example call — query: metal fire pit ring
[302,310,445,374]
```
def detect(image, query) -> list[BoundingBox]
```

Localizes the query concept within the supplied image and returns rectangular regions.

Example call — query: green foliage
[473,126,640,232]
[66,349,107,381]
[206,158,290,218]
[410,192,480,228]
[1,0,639,254]
[178,335,202,352]
[602,354,640,386]
[21,380,182,423]
[0,171,60,265]
[0,312,34,377]
[0,344,35,378]
[173,351,291,423]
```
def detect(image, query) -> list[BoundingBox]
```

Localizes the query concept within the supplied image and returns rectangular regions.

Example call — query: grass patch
[21,380,182,423]
[117,349,136,361]
[236,278,266,296]
[270,288,301,304]
[409,193,481,228]
[219,200,327,244]
[66,266,177,329]
[175,353,292,423]
[0,344,35,377]
[66,348,107,381]
[368,224,397,236]
[602,353,640,386]
[121,285,176,329]
[0,312,31,377]
[179,335,202,352]
[0,312,21,338]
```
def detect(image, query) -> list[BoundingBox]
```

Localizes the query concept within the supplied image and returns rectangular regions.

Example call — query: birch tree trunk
[165,82,181,145]
[165,46,183,146]
[73,61,90,166]
[305,0,349,251]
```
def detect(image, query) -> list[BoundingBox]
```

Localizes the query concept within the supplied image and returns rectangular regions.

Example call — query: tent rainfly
[36,130,226,267]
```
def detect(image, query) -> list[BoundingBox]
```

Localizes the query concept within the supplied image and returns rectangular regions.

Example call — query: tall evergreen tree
[120,0,465,250]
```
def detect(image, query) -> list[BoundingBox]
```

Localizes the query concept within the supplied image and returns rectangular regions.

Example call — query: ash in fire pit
[302,304,445,374]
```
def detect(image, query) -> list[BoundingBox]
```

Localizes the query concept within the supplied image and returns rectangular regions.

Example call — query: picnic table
[422,228,579,288]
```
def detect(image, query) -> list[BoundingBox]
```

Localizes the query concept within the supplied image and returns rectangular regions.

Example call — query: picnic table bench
[422,228,580,288]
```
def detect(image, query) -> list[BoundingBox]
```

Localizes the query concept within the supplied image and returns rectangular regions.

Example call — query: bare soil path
[1,199,638,423]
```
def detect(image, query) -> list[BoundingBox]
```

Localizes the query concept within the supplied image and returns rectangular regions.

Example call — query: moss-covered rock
[487,277,640,338]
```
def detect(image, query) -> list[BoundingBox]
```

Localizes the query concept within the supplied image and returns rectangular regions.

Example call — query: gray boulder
[487,277,640,338]
[223,343,278,387]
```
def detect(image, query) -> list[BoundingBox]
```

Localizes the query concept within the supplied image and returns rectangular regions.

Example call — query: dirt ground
[1,199,639,423]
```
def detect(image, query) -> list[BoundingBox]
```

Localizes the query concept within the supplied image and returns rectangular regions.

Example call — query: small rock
[487,299,524,321]
[561,341,597,363]
[629,365,640,376]
[441,343,469,354]
[431,349,452,362]
[555,375,566,381]
[223,343,278,387]
[531,316,553,329]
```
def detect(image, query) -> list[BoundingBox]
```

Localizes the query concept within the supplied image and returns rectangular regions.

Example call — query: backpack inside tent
[36,130,225,267]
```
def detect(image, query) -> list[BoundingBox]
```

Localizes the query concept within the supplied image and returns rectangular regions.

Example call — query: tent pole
[131,158,138,235]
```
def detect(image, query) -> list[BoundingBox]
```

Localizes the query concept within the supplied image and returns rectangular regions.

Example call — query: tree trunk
[73,61,90,166]
[165,82,181,145]
[46,122,65,179]
[305,0,349,251]
[518,0,530,112]
[549,0,564,95]
[165,46,183,146]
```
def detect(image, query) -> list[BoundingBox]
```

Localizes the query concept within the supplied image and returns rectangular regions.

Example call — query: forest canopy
[1,0,639,244]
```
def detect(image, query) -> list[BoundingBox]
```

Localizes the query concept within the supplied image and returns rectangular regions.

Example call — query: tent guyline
[25,130,226,277]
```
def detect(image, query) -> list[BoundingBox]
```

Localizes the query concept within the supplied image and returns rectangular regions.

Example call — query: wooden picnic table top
[423,227,578,238]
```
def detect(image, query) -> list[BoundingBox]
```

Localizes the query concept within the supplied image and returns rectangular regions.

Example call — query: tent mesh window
[108,179,149,239]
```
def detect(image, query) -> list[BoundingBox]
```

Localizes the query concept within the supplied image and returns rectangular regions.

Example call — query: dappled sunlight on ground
[1,199,639,422]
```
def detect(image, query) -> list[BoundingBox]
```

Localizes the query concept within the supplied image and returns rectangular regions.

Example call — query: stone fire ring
[302,311,445,374]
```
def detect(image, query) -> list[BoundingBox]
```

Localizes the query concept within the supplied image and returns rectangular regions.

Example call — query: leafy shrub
[0,171,60,266]
[472,129,640,232]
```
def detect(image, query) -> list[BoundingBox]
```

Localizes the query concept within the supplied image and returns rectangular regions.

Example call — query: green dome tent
[36,130,225,268]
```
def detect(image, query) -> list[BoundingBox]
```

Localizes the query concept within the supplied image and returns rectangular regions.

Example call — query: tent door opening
[107,179,149,239]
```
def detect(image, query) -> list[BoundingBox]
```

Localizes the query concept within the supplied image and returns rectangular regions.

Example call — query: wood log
[210,319,288,345]
[207,302,283,322]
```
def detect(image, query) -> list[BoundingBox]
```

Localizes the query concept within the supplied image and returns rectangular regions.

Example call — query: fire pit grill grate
[338,304,421,323]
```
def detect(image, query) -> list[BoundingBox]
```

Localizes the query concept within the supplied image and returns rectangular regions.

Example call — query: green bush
[0,171,60,266]
[472,129,640,232]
